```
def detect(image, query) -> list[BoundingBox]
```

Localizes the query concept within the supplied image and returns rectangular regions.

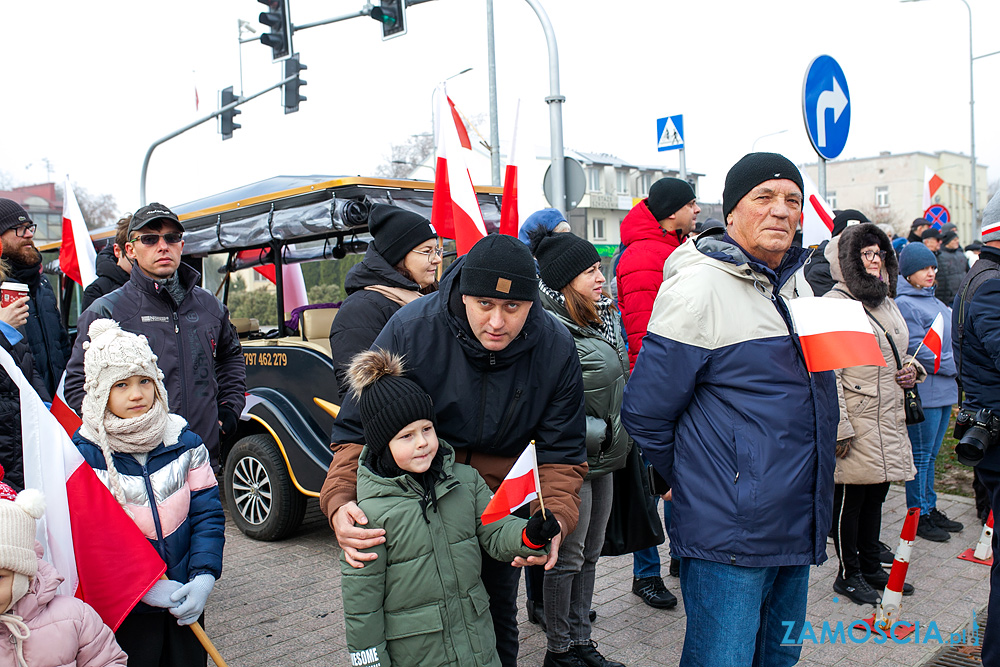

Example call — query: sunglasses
[131,232,183,246]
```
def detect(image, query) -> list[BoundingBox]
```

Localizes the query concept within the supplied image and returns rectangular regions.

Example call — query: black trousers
[116,611,206,667]
[481,549,521,667]
[831,482,890,579]
[976,467,1000,665]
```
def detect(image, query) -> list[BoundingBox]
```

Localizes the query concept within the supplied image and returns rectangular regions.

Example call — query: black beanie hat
[646,178,696,221]
[348,350,435,461]
[368,204,436,267]
[722,152,804,218]
[460,234,538,301]
[0,199,32,236]
[831,209,870,237]
[531,230,601,290]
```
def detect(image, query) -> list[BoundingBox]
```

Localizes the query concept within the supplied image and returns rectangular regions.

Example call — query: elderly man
[320,233,588,667]
[622,153,838,667]
[64,203,246,469]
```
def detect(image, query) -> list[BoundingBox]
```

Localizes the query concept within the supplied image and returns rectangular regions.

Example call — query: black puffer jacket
[81,245,130,311]
[6,259,71,397]
[803,240,834,297]
[936,245,969,307]
[0,328,51,491]
[64,263,246,467]
[328,246,422,399]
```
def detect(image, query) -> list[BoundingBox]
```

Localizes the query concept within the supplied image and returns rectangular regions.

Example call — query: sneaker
[543,650,587,667]
[833,573,881,606]
[669,558,680,578]
[916,515,950,542]
[929,508,964,533]
[631,576,678,610]
[573,641,626,667]
[878,541,894,565]
[862,568,914,596]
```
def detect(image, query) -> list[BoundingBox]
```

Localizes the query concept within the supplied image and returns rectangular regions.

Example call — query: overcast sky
[4,0,1000,217]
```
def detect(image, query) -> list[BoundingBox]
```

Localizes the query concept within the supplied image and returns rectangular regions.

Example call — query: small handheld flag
[482,444,541,525]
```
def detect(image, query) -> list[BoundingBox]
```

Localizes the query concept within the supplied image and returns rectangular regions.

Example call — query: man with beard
[0,199,70,397]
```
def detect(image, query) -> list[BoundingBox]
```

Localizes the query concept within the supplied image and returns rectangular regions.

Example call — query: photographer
[952,191,1000,663]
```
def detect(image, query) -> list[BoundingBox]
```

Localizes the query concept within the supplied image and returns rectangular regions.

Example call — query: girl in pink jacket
[0,466,127,667]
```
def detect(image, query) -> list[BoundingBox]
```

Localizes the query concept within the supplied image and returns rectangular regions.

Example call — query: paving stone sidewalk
[207,486,988,666]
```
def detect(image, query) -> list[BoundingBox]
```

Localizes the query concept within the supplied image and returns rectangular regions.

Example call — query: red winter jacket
[616,201,686,370]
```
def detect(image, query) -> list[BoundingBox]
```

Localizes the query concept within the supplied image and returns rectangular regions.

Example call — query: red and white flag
[482,444,540,525]
[51,372,82,438]
[3,347,166,631]
[800,170,835,248]
[431,86,487,256]
[499,99,526,238]
[788,297,887,372]
[920,312,945,373]
[59,178,98,288]
[923,167,945,211]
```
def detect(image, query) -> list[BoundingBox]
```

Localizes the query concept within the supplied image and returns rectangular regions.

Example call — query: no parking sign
[924,204,950,229]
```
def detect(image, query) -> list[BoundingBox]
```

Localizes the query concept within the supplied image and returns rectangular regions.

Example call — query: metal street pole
[486,0,501,186]
[960,0,978,234]
[523,0,565,214]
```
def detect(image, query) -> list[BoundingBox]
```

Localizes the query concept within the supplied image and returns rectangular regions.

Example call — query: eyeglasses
[131,232,183,246]
[410,246,444,259]
[860,249,887,262]
[12,223,36,237]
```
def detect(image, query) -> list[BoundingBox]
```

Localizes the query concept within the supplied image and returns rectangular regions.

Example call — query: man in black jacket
[320,234,587,667]
[803,209,867,297]
[0,199,71,397]
[64,203,246,468]
[937,230,969,306]
[81,214,132,311]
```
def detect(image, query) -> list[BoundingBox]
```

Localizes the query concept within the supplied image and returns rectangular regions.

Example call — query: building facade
[0,183,63,245]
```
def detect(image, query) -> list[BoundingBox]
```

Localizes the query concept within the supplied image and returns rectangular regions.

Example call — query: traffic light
[258,0,292,62]
[370,0,406,40]
[283,54,307,114]
[219,86,241,140]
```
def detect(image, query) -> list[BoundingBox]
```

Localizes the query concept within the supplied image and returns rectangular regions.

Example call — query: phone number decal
[245,351,288,366]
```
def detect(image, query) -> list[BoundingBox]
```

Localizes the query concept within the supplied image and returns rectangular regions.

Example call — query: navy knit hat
[0,200,32,236]
[899,241,938,278]
[532,231,601,291]
[460,234,537,301]
[646,178,696,221]
[368,204,436,267]
[722,152,803,218]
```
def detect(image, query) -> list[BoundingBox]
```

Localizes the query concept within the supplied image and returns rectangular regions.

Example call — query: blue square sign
[657,115,684,152]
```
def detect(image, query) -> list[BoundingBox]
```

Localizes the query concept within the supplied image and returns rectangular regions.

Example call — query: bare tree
[375,133,435,179]
[57,183,119,229]
[0,170,18,191]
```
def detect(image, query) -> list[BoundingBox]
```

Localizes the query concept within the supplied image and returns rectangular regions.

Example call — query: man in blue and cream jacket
[622,152,838,667]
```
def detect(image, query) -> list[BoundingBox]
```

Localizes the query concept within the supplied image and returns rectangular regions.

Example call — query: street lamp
[751,129,788,152]
[901,0,978,234]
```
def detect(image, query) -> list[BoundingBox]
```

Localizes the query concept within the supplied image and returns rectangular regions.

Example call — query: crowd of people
[0,147,1000,667]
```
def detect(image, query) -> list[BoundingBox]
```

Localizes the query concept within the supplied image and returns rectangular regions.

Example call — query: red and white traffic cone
[863,507,918,640]
[958,510,994,566]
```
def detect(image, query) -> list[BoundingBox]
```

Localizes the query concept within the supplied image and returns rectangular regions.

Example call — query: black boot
[833,572,881,606]
[526,599,547,632]
[669,558,680,578]
[631,576,677,609]
[916,515,950,542]
[929,508,964,533]
[573,640,625,667]
[543,650,586,667]
[862,568,914,596]
[878,541,893,565]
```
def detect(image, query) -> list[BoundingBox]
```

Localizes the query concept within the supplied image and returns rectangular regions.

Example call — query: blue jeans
[632,497,672,578]
[679,558,810,667]
[904,405,952,514]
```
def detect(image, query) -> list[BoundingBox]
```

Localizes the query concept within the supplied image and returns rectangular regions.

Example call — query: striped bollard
[958,510,994,565]
[863,507,918,639]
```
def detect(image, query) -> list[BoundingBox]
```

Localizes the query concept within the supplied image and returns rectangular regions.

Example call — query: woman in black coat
[329,205,440,399]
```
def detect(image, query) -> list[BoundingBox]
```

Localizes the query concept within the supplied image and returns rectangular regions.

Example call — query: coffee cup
[0,282,28,308]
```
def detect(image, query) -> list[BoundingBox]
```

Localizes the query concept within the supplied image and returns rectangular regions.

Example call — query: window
[636,173,652,197]
[875,186,889,208]
[592,218,605,240]
[616,170,629,194]
[826,191,837,210]
[587,168,601,192]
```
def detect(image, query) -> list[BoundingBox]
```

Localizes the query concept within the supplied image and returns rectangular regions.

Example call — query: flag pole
[903,340,924,367]
[161,575,229,667]
[530,442,545,515]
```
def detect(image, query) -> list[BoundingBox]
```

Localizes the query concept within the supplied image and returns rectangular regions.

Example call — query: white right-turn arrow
[815,77,848,148]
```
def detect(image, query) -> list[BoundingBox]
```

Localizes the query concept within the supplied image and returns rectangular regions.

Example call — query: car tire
[224,433,307,541]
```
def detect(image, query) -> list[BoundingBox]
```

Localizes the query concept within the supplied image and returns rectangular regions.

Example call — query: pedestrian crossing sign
[657,115,684,152]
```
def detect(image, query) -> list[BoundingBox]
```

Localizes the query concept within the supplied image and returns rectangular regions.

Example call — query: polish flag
[800,170,835,248]
[59,178,98,288]
[431,86,487,256]
[482,444,540,525]
[923,167,945,211]
[920,312,945,373]
[235,248,309,313]
[499,99,525,238]
[51,372,82,438]
[788,297,887,372]
[2,346,166,631]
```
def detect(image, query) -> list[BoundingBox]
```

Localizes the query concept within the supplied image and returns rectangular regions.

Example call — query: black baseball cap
[129,203,184,235]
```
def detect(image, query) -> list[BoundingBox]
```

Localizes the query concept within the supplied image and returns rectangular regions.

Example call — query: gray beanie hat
[982,191,1000,243]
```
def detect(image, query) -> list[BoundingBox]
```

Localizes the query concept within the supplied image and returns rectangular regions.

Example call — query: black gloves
[218,404,239,439]
[523,509,560,548]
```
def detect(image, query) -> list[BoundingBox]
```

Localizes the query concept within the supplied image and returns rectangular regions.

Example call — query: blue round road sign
[924,204,950,228]
[802,55,851,160]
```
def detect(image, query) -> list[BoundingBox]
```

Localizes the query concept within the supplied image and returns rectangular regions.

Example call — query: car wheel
[224,433,306,541]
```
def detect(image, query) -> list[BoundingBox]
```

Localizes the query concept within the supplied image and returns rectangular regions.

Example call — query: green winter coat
[539,287,631,479]
[341,441,547,667]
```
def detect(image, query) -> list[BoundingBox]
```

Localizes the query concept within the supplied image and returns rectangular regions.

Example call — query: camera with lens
[954,408,1000,467]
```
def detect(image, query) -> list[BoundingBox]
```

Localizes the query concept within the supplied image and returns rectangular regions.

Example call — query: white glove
[141,579,183,609]
[169,574,216,625]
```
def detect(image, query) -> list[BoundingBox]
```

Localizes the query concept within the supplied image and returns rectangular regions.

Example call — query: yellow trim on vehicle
[247,414,321,498]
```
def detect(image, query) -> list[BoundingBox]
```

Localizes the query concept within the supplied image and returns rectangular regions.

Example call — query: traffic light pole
[139,74,297,205]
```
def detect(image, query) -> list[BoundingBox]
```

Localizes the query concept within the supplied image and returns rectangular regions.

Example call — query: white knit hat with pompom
[0,488,45,578]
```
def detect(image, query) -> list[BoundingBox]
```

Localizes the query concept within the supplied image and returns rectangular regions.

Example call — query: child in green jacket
[340,349,559,667]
